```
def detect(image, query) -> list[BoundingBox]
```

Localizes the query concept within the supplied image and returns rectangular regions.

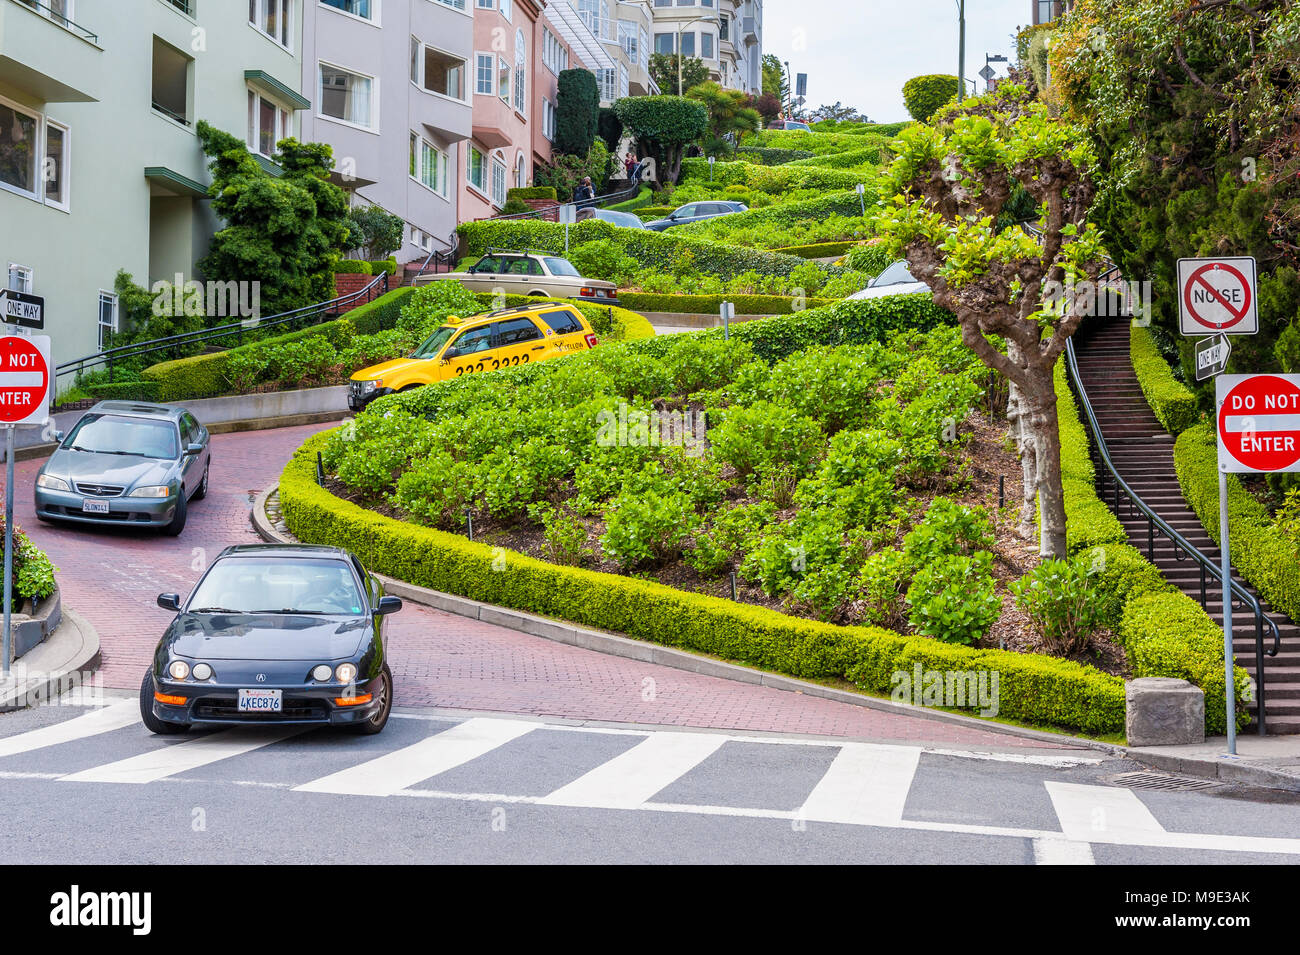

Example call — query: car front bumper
[151,679,385,727]
[34,486,179,527]
[347,384,392,412]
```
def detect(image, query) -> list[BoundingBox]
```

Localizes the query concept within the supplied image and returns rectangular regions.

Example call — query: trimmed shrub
[507,186,558,201]
[902,74,961,122]
[367,258,398,276]
[772,241,859,259]
[1131,323,1200,434]
[606,185,653,212]
[334,260,373,275]
[783,147,885,168]
[85,380,161,403]
[1055,362,1128,553]
[556,69,600,156]
[616,293,837,315]
[735,147,815,165]
[677,190,874,241]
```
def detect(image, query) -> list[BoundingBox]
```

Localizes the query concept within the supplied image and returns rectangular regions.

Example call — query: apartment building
[0,0,305,368]
[536,1,616,171]
[298,0,473,263]
[564,0,656,105]
[649,0,759,94]
[1031,0,1071,24]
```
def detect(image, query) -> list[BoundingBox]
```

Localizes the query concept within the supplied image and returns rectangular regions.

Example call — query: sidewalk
[1129,735,1300,791]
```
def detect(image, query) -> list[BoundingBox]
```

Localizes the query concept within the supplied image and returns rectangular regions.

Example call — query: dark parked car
[577,208,645,229]
[34,401,211,536]
[642,200,748,232]
[142,544,402,735]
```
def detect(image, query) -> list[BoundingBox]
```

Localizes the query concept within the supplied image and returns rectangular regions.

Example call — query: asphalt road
[1,694,1298,865]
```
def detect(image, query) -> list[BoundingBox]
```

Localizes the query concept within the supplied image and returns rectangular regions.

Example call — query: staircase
[1070,317,1300,733]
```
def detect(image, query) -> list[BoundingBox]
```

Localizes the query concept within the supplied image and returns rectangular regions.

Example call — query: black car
[142,544,402,735]
[643,200,748,232]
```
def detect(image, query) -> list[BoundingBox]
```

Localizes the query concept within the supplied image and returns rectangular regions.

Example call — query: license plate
[81,499,109,514]
[237,689,282,712]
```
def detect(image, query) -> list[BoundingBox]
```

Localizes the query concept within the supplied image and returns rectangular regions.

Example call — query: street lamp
[676,14,718,94]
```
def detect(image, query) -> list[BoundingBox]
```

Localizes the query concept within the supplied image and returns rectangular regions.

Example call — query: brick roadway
[7,423,1069,749]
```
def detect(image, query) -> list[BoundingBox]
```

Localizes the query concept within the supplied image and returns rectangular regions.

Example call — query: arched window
[515,152,527,188]
[513,29,527,114]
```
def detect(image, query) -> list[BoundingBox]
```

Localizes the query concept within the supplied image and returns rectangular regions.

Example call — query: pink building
[460,0,610,219]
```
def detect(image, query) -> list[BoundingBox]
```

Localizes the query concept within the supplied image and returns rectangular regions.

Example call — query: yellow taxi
[347,301,599,411]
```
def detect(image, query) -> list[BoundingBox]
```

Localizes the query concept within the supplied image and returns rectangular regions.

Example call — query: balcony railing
[165,0,195,15]
[151,100,191,126]
[10,0,97,42]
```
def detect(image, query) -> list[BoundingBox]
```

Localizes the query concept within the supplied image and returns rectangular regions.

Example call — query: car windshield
[188,557,366,615]
[544,257,580,276]
[62,414,179,460]
[870,261,919,287]
[412,325,457,359]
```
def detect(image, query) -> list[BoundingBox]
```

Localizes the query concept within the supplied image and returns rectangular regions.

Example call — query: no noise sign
[1217,374,1300,473]
[0,335,51,427]
[1178,256,1258,336]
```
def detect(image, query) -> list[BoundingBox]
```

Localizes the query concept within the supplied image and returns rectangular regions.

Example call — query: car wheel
[163,493,187,536]
[139,671,187,735]
[350,664,392,735]
[192,460,210,501]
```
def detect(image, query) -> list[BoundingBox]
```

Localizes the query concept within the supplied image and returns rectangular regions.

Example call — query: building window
[598,68,617,103]
[410,132,448,197]
[249,0,292,48]
[467,145,487,193]
[320,63,375,128]
[500,0,512,20]
[476,0,493,7]
[321,0,374,20]
[577,0,609,38]
[434,0,466,9]
[653,0,671,6]
[677,0,696,5]
[619,64,629,98]
[719,15,728,40]
[513,29,527,114]
[412,39,467,100]
[618,20,638,60]
[151,37,192,125]
[475,53,494,94]
[639,26,649,69]
[514,153,526,189]
[246,88,292,157]
[701,32,714,59]
[7,265,33,294]
[498,56,510,101]
[490,153,507,207]
[543,29,568,74]
[679,32,695,57]
[0,101,38,197]
[702,0,713,6]
[654,32,673,55]
[97,291,118,350]
[542,98,556,140]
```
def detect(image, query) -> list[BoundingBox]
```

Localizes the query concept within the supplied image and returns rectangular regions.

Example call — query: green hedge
[1131,323,1200,434]
[606,184,653,212]
[635,206,677,221]
[1056,361,1128,553]
[734,146,815,165]
[141,287,414,401]
[85,380,161,403]
[679,157,751,185]
[772,241,859,259]
[1057,363,1249,733]
[334,260,373,275]
[678,190,873,240]
[508,186,557,201]
[616,292,837,315]
[1175,423,1300,626]
[367,258,398,276]
[455,218,844,282]
[782,147,885,168]
[280,430,1127,736]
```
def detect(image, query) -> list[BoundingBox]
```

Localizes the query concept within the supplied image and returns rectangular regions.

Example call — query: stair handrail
[1064,334,1280,734]
[55,270,391,390]
[477,178,645,223]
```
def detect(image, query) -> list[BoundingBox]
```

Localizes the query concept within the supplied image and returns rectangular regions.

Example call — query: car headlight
[312,664,332,682]
[191,663,212,681]
[128,485,172,498]
[335,662,357,684]
[360,380,378,394]
[168,660,190,681]
[36,474,70,492]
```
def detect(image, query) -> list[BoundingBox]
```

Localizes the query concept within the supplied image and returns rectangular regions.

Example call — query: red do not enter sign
[1217,374,1300,473]
[0,335,50,426]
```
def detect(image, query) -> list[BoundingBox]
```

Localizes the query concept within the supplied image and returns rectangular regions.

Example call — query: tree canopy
[613,95,709,184]
[649,53,710,96]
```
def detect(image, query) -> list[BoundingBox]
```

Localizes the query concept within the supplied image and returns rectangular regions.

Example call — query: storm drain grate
[1110,771,1224,793]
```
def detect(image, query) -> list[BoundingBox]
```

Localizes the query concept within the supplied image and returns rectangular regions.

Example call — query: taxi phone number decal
[454,353,531,376]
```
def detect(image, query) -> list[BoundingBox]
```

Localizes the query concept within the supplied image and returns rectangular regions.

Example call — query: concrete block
[1126,677,1205,746]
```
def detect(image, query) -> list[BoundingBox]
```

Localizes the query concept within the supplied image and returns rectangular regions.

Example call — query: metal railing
[478,178,645,223]
[12,0,97,42]
[1064,335,1280,734]
[55,271,390,391]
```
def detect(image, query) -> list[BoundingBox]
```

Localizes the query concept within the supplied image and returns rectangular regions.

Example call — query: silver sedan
[34,401,211,536]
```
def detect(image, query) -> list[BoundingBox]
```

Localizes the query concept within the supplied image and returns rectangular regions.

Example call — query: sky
[762,0,1032,123]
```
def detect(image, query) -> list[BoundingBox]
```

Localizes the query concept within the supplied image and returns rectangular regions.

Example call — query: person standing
[573,176,595,206]
[623,153,636,179]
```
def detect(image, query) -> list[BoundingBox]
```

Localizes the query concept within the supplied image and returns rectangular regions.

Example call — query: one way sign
[1196,334,1232,381]
[0,289,44,330]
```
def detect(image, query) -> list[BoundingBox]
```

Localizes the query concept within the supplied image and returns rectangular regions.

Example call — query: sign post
[0,334,51,679]
[558,202,577,254]
[720,300,734,340]
[1215,373,1300,751]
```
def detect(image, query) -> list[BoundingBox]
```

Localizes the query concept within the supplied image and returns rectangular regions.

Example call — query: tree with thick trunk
[877,84,1106,558]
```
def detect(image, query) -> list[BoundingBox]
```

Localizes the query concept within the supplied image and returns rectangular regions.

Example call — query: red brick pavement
[6,423,1073,749]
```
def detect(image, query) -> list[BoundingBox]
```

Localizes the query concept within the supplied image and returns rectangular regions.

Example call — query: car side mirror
[467,266,478,274]
[442,346,460,360]
[186,442,203,455]
[375,595,403,615]
[52,430,63,442]
[157,593,181,612]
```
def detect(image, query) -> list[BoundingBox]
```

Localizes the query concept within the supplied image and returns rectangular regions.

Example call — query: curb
[1124,746,1300,793]
[0,609,101,712]
[250,483,1119,756]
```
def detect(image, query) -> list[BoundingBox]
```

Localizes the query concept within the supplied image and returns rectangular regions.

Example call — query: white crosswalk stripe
[538,731,726,809]
[796,743,922,827]
[59,727,304,784]
[294,717,540,796]
[0,699,138,758]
